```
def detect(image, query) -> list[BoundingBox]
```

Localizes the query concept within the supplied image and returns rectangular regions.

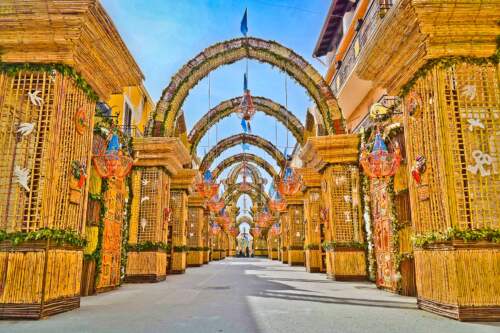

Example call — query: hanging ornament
[255,206,272,227]
[207,196,225,213]
[276,167,303,196]
[92,129,133,179]
[16,122,35,138]
[195,170,219,199]
[252,227,262,238]
[14,165,30,192]
[140,218,148,231]
[411,155,427,184]
[467,150,493,177]
[27,90,43,107]
[360,132,402,178]
[75,107,88,135]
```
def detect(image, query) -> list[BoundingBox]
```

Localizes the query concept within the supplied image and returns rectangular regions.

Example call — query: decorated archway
[226,162,265,185]
[223,183,269,207]
[199,134,285,172]
[212,153,277,180]
[154,37,344,136]
[188,96,305,154]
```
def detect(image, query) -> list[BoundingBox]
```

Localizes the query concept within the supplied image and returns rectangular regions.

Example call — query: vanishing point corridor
[1,258,498,333]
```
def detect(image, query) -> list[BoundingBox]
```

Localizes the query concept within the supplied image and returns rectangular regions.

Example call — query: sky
[101,0,331,211]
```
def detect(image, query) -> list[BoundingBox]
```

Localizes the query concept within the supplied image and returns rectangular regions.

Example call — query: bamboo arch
[212,153,277,180]
[154,37,344,136]
[226,163,265,185]
[188,96,304,154]
[199,134,285,172]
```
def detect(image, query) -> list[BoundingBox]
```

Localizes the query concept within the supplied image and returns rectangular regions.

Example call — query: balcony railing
[331,1,391,96]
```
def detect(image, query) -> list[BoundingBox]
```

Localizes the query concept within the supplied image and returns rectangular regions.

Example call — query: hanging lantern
[211,224,221,236]
[360,132,402,178]
[215,209,231,228]
[255,207,272,227]
[252,227,262,238]
[270,223,281,236]
[268,195,287,213]
[276,167,302,196]
[92,130,133,179]
[196,170,220,199]
[207,196,225,213]
[229,226,239,237]
[238,89,256,121]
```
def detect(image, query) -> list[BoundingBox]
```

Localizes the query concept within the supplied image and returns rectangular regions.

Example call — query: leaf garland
[173,245,189,253]
[0,228,87,247]
[413,227,500,248]
[0,62,99,101]
[321,241,366,251]
[127,241,171,252]
[304,243,320,250]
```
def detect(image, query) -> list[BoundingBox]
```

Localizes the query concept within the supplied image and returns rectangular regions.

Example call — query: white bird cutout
[140,218,147,231]
[27,90,43,107]
[17,123,35,137]
[467,118,485,132]
[140,196,150,203]
[461,85,476,100]
[141,179,149,186]
[14,165,30,192]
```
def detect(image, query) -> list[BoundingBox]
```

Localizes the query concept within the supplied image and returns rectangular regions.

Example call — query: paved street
[1,258,498,333]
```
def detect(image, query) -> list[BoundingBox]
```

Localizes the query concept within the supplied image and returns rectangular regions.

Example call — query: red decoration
[411,155,426,184]
[238,90,256,121]
[252,227,262,238]
[276,167,302,196]
[92,133,133,179]
[360,133,401,178]
[269,198,287,213]
[207,197,225,213]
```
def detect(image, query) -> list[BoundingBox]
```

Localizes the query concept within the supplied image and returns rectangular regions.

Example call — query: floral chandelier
[268,192,287,213]
[215,209,231,228]
[211,223,221,236]
[255,206,272,228]
[269,223,281,236]
[360,132,402,178]
[229,226,239,237]
[276,166,302,196]
[196,170,220,199]
[252,227,262,238]
[207,195,225,213]
[92,130,133,179]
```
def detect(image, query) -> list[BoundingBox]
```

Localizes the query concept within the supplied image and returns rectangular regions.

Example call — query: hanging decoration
[252,227,262,238]
[207,195,225,213]
[75,107,89,135]
[410,155,426,184]
[268,189,287,213]
[276,166,303,196]
[195,170,220,199]
[211,223,221,236]
[238,72,256,131]
[14,165,30,192]
[16,122,35,138]
[92,128,134,179]
[360,132,402,178]
[255,206,272,228]
[269,223,281,236]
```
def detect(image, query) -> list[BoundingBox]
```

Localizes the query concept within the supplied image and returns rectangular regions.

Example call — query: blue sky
[101,0,330,210]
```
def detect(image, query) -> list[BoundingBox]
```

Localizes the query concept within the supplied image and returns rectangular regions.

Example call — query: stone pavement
[1,257,498,333]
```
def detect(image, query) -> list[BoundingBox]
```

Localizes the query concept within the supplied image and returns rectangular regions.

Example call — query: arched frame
[154,37,344,136]
[199,134,285,172]
[212,153,278,180]
[188,96,304,154]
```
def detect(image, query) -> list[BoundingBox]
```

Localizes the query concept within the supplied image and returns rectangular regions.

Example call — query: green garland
[413,227,500,248]
[0,228,86,247]
[304,243,320,250]
[173,245,188,253]
[399,38,500,97]
[187,246,204,251]
[127,241,170,252]
[322,241,366,251]
[0,62,99,101]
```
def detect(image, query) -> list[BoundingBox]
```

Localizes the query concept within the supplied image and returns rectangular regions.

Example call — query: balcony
[331,1,389,96]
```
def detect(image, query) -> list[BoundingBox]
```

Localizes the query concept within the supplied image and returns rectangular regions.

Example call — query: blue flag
[241,118,248,132]
[242,143,250,151]
[240,9,248,36]
[243,73,248,91]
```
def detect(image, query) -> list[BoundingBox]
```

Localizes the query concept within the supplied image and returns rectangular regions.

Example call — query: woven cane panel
[441,64,500,230]
[0,71,94,233]
[170,191,187,246]
[405,63,500,233]
[306,190,321,244]
[187,207,202,247]
[137,169,160,243]
[329,165,363,242]
[288,204,304,247]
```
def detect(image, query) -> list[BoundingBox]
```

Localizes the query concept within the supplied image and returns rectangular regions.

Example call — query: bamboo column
[187,194,205,267]
[284,194,306,266]
[280,213,289,264]
[301,134,366,281]
[299,168,322,273]
[202,209,210,264]
[170,169,197,274]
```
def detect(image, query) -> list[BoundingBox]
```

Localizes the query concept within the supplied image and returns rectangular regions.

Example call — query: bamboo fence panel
[288,204,305,248]
[0,70,94,234]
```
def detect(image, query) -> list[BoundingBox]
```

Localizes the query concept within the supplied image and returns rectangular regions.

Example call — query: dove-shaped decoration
[467,118,485,132]
[140,218,147,231]
[142,179,149,186]
[17,123,35,137]
[461,85,476,100]
[14,165,30,192]
[141,196,150,203]
[27,90,43,107]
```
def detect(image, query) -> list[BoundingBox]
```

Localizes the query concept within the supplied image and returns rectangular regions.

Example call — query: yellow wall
[107,84,154,136]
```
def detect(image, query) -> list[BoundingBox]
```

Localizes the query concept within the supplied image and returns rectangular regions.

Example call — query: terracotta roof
[313,0,351,57]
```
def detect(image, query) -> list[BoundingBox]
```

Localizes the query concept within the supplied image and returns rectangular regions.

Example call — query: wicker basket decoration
[403,62,500,321]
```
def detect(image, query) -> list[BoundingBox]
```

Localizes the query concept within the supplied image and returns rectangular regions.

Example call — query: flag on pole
[240,8,248,36]
[241,118,248,132]
[242,143,250,151]
[243,72,248,91]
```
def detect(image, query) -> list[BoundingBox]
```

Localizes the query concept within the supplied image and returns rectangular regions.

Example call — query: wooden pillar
[284,194,305,266]
[301,134,366,281]
[202,209,210,264]
[403,63,500,321]
[299,168,322,273]
[125,137,191,282]
[280,213,289,264]
[187,194,204,267]
[170,169,197,274]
